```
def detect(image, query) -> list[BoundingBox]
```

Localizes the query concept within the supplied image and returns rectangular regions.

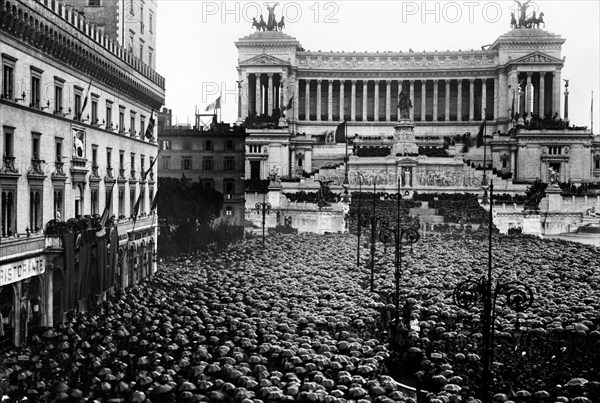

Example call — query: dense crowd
[1,233,599,402]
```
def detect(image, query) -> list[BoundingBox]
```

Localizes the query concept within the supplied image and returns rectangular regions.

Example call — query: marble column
[281,71,288,115]
[339,80,345,120]
[481,78,487,120]
[397,80,404,120]
[385,80,391,121]
[553,70,561,117]
[374,80,380,121]
[469,79,475,121]
[268,73,274,116]
[409,80,415,120]
[539,72,546,117]
[457,79,463,121]
[362,81,368,120]
[510,149,516,173]
[316,79,322,121]
[421,80,426,120]
[292,75,299,123]
[255,73,262,115]
[241,72,249,120]
[494,76,500,120]
[351,80,356,121]
[305,79,311,120]
[445,80,450,121]
[327,80,333,121]
[526,72,532,117]
[433,80,439,121]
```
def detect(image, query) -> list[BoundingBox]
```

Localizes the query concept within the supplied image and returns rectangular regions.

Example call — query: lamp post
[452,180,534,403]
[368,183,388,292]
[255,194,271,247]
[378,179,420,343]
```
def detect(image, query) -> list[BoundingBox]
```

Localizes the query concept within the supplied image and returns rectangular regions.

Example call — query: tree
[157,177,224,254]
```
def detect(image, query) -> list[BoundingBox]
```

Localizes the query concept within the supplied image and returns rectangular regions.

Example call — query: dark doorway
[250,161,260,180]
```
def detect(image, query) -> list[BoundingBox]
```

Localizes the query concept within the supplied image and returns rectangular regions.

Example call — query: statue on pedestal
[548,167,559,187]
[268,168,281,188]
[265,2,279,31]
[397,91,412,120]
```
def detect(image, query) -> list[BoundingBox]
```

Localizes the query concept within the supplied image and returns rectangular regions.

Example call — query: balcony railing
[105,167,114,179]
[2,156,18,174]
[130,170,136,180]
[29,159,45,175]
[54,161,65,176]
[91,165,100,178]
[119,168,126,180]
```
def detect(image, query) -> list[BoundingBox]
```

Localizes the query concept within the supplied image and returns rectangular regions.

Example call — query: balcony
[118,168,127,183]
[90,164,101,183]
[52,161,66,178]
[70,157,89,185]
[27,159,46,180]
[105,167,115,184]
[1,156,19,176]
[129,170,137,183]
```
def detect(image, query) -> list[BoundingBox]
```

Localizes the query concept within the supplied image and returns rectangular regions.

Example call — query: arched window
[74,184,84,218]
[2,190,16,237]
[29,190,42,231]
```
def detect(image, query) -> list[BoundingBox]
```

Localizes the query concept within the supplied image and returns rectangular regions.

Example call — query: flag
[132,191,142,222]
[335,121,346,144]
[205,96,221,112]
[145,108,155,139]
[476,120,486,148]
[282,95,294,111]
[79,78,93,119]
[144,154,157,180]
[96,183,115,237]
[150,186,159,212]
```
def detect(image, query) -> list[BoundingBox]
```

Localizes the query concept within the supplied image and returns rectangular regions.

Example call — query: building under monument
[235,7,599,189]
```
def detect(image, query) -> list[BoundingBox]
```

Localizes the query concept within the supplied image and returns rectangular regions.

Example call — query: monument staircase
[408,202,446,225]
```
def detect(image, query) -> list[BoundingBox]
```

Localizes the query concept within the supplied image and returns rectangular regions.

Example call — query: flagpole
[592,91,594,135]
[344,111,349,185]
[482,109,489,205]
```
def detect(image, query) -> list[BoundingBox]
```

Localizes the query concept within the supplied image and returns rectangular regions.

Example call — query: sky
[156,0,600,130]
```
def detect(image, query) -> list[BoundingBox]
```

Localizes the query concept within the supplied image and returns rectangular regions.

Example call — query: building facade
[0,0,164,345]
[157,109,247,226]
[60,0,157,70]
[235,9,599,186]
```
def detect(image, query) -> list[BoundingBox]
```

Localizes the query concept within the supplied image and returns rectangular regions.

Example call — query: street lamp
[366,183,388,292]
[452,179,534,403]
[255,194,271,247]
[378,179,420,344]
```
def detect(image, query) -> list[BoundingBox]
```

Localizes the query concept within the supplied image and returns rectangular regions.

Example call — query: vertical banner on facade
[108,226,119,289]
[62,233,75,310]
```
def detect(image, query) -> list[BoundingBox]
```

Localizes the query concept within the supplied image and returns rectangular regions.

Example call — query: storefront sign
[0,257,45,286]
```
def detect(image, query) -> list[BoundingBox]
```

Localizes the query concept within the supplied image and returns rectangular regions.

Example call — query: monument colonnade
[239,70,562,124]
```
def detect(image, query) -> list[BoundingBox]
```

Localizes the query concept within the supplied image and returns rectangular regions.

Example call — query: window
[205,140,213,151]
[130,188,136,217]
[224,158,235,171]
[148,50,153,67]
[74,184,84,218]
[55,139,62,162]
[225,206,233,216]
[140,155,145,175]
[30,68,42,108]
[129,35,134,53]
[1,189,16,236]
[54,79,64,114]
[88,0,101,6]
[140,4,144,32]
[119,151,124,170]
[140,44,144,61]
[161,140,171,150]
[91,97,98,124]
[106,148,112,169]
[182,157,192,171]
[130,113,136,136]
[203,159,213,171]
[74,86,83,119]
[140,116,146,137]
[225,140,234,151]
[183,139,191,150]
[118,188,125,217]
[160,156,170,170]
[595,156,600,170]
[149,11,153,33]
[92,145,98,167]
[106,187,113,214]
[130,153,136,175]
[32,133,41,161]
[4,127,14,158]
[298,156,303,167]
[119,108,125,133]
[2,55,16,100]
[29,190,42,231]
[106,102,113,128]
[129,0,134,15]
[203,180,214,190]
[91,189,99,215]
[53,189,63,220]
[224,180,234,198]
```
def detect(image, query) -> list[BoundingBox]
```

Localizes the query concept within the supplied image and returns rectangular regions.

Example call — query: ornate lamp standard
[378,179,420,343]
[452,179,534,403]
[255,194,271,247]
[367,183,389,292]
